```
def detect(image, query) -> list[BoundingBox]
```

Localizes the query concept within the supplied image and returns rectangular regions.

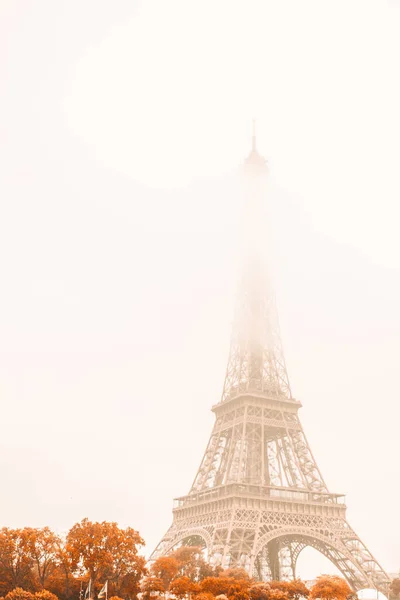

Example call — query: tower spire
[245,120,267,167]
[222,131,290,402]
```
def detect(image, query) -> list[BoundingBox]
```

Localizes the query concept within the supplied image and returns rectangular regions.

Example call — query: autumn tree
[66,519,146,598]
[230,592,250,600]
[269,583,290,593]
[390,580,400,600]
[285,580,309,600]
[267,591,289,600]
[194,594,215,600]
[4,589,34,600]
[200,577,232,596]
[150,557,179,590]
[0,529,35,592]
[249,583,271,600]
[140,577,165,600]
[34,591,58,600]
[26,528,61,589]
[226,580,251,600]
[44,540,79,600]
[169,547,215,582]
[221,570,250,582]
[309,576,352,600]
[169,576,199,599]
[249,584,291,600]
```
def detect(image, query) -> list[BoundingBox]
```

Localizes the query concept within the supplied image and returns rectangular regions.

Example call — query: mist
[0,0,399,584]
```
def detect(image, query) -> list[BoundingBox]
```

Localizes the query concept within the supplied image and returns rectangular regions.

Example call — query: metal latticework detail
[221,286,292,403]
[150,139,391,595]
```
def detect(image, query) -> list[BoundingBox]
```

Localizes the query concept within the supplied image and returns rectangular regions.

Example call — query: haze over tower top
[244,120,267,168]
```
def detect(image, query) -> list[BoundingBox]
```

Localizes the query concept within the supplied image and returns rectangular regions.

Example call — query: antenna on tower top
[252,119,256,151]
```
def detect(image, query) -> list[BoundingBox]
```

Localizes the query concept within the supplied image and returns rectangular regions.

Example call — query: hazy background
[0,0,399,581]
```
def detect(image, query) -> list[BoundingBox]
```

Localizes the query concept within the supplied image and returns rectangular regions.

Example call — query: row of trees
[0,520,146,600]
[143,547,355,600]
[1,522,397,600]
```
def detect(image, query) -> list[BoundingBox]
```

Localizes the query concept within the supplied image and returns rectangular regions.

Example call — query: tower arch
[153,527,212,559]
[252,528,374,589]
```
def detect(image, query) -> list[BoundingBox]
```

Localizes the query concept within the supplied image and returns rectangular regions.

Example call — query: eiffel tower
[151,132,391,594]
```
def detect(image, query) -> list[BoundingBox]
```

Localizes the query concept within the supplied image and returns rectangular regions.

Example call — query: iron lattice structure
[151,138,391,594]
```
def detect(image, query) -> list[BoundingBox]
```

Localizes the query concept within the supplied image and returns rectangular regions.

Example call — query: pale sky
[0,0,399,583]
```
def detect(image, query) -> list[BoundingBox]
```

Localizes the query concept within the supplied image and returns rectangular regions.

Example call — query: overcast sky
[0,0,399,583]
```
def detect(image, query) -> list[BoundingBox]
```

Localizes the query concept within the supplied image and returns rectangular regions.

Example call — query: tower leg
[278,543,298,580]
[267,539,280,580]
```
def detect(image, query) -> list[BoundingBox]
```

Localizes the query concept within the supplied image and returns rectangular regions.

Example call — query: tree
[249,585,290,600]
[309,576,352,600]
[4,590,34,600]
[169,577,199,599]
[249,584,270,600]
[170,548,214,582]
[150,557,179,590]
[267,591,289,600]
[221,571,250,582]
[286,581,309,600]
[0,529,35,592]
[140,577,165,600]
[66,519,146,597]
[119,569,148,600]
[230,593,250,600]
[200,577,232,596]
[45,541,78,600]
[26,529,60,589]
[34,591,58,600]
[390,580,400,599]
[227,581,251,600]
[194,594,214,600]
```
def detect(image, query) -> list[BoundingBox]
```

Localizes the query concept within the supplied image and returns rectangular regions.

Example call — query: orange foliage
[150,557,179,589]
[200,578,232,596]
[309,576,352,600]
[4,590,34,600]
[140,577,165,600]
[267,591,289,600]
[195,594,215,600]
[66,519,146,597]
[249,584,271,600]
[220,571,250,582]
[169,576,199,598]
[169,547,215,582]
[285,580,309,600]
[227,582,251,600]
[34,591,58,600]
[267,581,308,600]
[0,530,35,592]
[390,580,400,599]
[26,529,60,589]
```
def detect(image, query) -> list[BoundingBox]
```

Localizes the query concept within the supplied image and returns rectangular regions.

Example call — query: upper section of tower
[220,130,293,405]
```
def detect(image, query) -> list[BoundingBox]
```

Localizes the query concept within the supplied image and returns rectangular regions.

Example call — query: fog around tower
[0,0,399,583]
